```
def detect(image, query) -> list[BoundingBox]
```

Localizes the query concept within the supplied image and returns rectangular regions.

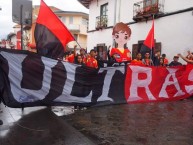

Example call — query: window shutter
[132,44,139,59]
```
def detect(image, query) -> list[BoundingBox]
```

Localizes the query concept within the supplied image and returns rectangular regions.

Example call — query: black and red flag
[140,19,154,58]
[34,0,75,59]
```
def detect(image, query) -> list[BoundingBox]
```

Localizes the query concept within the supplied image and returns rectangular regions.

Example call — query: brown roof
[78,0,92,8]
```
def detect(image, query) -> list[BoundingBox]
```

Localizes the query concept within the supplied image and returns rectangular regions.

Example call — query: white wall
[87,0,193,63]
[89,0,115,30]
[87,28,112,49]
[129,11,193,63]
[164,0,193,12]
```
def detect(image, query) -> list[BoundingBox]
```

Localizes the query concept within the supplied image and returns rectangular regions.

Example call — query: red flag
[35,0,75,59]
[143,19,154,49]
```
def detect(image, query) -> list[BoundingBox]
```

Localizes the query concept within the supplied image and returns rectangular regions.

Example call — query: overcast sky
[0,0,89,39]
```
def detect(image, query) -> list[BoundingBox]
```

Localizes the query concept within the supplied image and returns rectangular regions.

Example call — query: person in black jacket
[169,56,182,66]
[0,67,3,125]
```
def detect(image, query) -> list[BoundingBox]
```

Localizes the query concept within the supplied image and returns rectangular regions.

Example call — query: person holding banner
[169,56,182,66]
[85,49,98,69]
[142,52,154,66]
[110,22,131,63]
[131,53,143,65]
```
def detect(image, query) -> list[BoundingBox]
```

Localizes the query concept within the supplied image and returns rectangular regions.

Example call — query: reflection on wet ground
[1,99,193,145]
[0,105,94,145]
[62,99,193,145]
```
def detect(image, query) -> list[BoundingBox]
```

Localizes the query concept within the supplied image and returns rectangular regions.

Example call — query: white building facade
[78,0,193,62]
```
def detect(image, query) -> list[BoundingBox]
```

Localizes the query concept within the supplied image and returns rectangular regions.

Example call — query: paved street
[1,98,193,145]
[0,105,95,145]
[63,99,193,145]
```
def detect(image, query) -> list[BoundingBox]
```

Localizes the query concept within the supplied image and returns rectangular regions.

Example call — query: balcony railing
[133,0,164,21]
[68,24,80,32]
[96,15,108,30]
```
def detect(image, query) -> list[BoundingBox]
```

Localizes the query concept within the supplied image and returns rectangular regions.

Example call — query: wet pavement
[0,99,193,145]
[0,105,95,145]
[62,99,193,145]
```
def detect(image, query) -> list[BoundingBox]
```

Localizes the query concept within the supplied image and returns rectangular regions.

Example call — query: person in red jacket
[131,53,144,65]
[110,22,131,63]
[85,49,98,69]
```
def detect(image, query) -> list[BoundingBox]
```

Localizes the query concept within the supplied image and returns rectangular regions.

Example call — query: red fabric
[130,59,144,65]
[85,57,98,69]
[36,0,75,50]
[28,43,36,49]
[164,58,169,65]
[125,64,193,104]
[110,48,131,63]
[144,59,153,66]
[16,31,21,50]
[143,19,154,49]
[68,54,75,63]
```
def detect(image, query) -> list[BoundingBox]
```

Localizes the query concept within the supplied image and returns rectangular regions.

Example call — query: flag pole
[75,40,82,50]
[150,15,154,61]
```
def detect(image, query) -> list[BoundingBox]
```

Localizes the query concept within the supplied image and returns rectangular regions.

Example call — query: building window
[144,0,158,11]
[132,40,161,59]
[58,16,66,23]
[61,17,66,23]
[69,16,73,24]
[100,3,108,16]
[144,0,157,7]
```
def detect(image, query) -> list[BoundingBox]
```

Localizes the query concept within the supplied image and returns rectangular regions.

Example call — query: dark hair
[77,54,82,58]
[162,54,166,57]
[174,56,179,59]
[90,49,96,53]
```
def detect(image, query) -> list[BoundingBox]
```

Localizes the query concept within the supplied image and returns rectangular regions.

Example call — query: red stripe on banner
[125,64,193,103]
[36,0,75,50]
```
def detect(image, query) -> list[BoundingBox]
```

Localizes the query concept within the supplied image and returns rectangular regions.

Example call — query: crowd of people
[61,44,193,69]
[62,21,192,69]
[130,51,183,67]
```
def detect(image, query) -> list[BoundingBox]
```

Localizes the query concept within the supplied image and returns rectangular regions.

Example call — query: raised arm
[178,53,193,64]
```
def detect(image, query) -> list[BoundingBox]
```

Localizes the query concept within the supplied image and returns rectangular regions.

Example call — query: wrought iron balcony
[133,0,164,21]
[96,15,108,30]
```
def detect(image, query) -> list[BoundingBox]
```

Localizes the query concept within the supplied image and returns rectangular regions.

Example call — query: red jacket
[130,59,144,65]
[85,57,98,69]
[68,54,75,63]
[110,48,131,63]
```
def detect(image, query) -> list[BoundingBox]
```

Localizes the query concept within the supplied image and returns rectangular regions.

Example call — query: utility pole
[20,4,23,50]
